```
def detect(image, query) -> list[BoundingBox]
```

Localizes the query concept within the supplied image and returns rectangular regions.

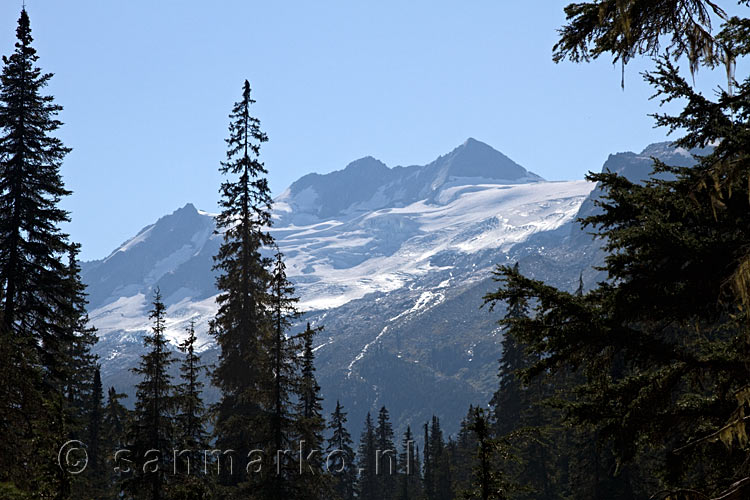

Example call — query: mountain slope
[85,139,700,436]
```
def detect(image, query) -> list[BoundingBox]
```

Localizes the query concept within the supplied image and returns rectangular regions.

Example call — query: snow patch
[347,326,390,378]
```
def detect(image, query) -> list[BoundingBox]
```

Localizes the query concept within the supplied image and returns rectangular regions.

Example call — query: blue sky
[0,1,737,260]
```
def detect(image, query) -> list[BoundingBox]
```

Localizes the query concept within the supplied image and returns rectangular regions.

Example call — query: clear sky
[0,1,737,260]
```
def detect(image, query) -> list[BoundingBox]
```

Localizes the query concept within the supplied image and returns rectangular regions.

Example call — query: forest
[2,1,750,499]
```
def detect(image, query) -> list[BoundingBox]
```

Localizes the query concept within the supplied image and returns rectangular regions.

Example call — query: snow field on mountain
[88,179,594,359]
[276,180,594,310]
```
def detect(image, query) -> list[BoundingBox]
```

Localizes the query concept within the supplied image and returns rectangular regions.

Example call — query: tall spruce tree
[397,425,421,500]
[463,407,513,500]
[125,289,176,500]
[57,244,98,500]
[172,319,209,500]
[327,400,357,500]
[63,244,99,428]
[488,262,528,438]
[423,422,433,500]
[0,8,75,496]
[174,319,208,459]
[429,416,453,500]
[294,322,328,499]
[0,7,72,357]
[171,317,210,500]
[211,79,274,492]
[82,367,107,498]
[358,413,378,500]
[375,406,398,499]
[266,248,301,499]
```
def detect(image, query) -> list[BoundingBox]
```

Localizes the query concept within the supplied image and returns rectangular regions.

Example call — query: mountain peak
[343,156,389,173]
[84,201,218,309]
[177,202,198,213]
[433,138,542,182]
[450,137,506,162]
[156,202,203,227]
[276,138,543,223]
[460,136,487,149]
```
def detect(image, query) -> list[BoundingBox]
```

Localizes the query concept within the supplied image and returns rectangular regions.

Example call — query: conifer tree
[428,416,452,500]
[294,322,328,499]
[575,273,584,297]
[58,245,99,500]
[554,0,731,76]
[451,406,478,496]
[0,318,36,491]
[63,244,98,428]
[489,262,528,438]
[103,386,128,448]
[211,79,274,491]
[0,8,75,496]
[0,7,73,385]
[125,289,176,500]
[375,406,398,499]
[327,400,357,500]
[423,423,433,500]
[266,248,301,499]
[103,386,129,496]
[82,367,107,498]
[397,425,421,500]
[174,319,208,459]
[487,14,750,493]
[358,413,378,500]
[171,319,210,499]
[486,263,560,500]
[411,443,422,499]
[464,408,510,500]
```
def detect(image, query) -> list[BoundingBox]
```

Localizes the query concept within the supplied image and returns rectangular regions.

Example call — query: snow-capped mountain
[84,138,579,354]
[84,139,699,435]
[275,138,542,225]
